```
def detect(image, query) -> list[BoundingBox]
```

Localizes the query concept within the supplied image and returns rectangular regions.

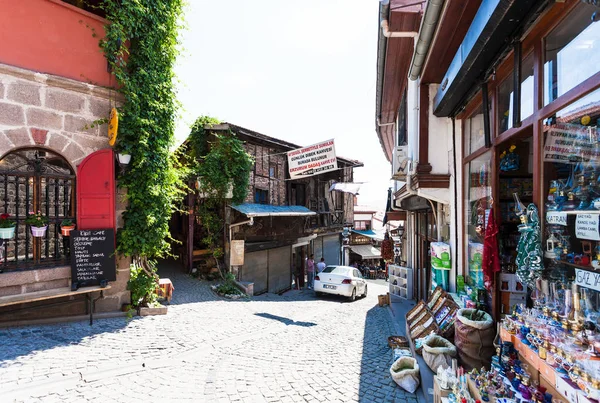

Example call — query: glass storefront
[544,3,600,105]
[463,105,486,155]
[464,152,492,288]
[497,53,535,133]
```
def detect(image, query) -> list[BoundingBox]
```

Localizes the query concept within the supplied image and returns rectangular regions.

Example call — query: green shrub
[128,261,158,308]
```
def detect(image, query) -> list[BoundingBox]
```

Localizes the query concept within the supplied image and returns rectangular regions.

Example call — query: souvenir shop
[388,1,600,402]
[437,0,600,401]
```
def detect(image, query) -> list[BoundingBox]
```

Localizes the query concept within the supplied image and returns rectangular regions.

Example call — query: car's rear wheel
[348,287,356,302]
[315,291,323,297]
[362,285,368,298]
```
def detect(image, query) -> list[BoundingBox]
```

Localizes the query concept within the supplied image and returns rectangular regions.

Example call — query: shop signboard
[70,229,116,286]
[287,139,337,179]
[546,211,567,226]
[575,269,600,292]
[543,125,600,164]
[575,213,600,241]
[230,240,245,266]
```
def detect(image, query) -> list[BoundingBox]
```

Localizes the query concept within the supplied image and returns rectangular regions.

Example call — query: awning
[329,182,361,195]
[433,0,546,117]
[351,229,384,241]
[231,203,316,217]
[349,245,381,259]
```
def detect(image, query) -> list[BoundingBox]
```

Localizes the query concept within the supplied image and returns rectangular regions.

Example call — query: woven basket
[388,335,409,349]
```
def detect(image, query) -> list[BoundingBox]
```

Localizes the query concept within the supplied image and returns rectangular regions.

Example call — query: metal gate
[322,235,340,266]
[313,237,323,262]
[241,250,268,295]
[267,246,291,294]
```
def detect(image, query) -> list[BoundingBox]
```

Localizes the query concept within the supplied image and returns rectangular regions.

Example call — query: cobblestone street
[1,262,421,403]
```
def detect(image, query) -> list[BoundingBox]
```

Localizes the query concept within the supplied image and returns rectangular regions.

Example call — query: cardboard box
[578,390,599,403]
[556,375,580,403]
[433,376,451,403]
[540,371,562,401]
[514,336,525,353]
[518,350,540,384]
[500,326,513,343]
[539,359,557,387]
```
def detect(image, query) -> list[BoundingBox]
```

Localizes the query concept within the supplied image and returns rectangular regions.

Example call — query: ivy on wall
[186,116,254,276]
[100,0,187,280]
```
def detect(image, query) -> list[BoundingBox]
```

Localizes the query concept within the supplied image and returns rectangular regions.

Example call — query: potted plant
[0,213,16,240]
[116,143,132,165]
[60,218,76,236]
[26,211,49,237]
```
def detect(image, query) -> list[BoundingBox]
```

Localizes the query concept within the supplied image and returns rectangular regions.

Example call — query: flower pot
[31,225,48,237]
[61,225,75,236]
[118,153,131,164]
[0,226,16,240]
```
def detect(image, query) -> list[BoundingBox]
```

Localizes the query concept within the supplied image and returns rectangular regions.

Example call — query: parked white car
[314,266,367,302]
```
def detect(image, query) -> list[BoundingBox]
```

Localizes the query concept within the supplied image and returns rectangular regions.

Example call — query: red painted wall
[0,0,113,87]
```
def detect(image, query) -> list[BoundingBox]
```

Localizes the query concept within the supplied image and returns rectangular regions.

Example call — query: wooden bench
[0,285,111,325]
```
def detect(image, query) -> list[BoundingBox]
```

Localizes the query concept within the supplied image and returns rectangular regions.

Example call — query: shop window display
[544,2,600,106]
[464,153,492,290]
[542,87,600,276]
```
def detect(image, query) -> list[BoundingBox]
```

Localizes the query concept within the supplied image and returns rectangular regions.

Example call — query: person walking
[292,253,301,290]
[316,257,326,273]
[306,254,315,289]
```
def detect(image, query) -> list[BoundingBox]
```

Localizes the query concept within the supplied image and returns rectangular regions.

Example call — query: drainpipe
[380,19,418,38]
[408,0,445,81]
[228,217,254,257]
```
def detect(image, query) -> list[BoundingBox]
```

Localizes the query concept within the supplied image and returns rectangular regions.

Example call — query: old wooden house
[177,123,362,295]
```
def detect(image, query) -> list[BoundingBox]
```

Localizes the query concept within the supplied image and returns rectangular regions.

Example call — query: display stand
[500,327,596,403]
[404,286,459,354]
[389,264,413,300]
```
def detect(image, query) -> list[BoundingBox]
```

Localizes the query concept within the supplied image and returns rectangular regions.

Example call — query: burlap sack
[422,334,457,372]
[454,308,495,371]
[390,356,420,393]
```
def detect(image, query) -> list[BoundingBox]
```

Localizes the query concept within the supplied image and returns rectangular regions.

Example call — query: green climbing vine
[99,0,187,297]
[186,116,254,277]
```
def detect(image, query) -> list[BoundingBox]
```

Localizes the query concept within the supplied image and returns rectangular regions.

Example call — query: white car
[314,265,368,301]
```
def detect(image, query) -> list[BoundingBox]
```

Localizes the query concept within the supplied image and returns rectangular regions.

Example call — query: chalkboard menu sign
[70,229,116,286]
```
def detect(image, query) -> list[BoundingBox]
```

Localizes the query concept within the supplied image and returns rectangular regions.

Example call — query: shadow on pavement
[254,312,316,327]
[358,304,421,403]
[0,317,130,366]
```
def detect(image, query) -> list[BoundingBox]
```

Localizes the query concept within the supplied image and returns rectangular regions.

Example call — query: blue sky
[174,0,391,209]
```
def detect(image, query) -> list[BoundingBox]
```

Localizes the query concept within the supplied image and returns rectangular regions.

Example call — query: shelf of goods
[388,264,413,300]
[500,320,600,403]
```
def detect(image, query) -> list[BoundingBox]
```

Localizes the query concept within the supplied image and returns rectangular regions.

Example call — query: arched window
[0,148,76,271]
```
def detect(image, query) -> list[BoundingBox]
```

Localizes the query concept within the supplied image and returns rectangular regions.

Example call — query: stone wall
[0,63,113,167]
[0,62,129,321]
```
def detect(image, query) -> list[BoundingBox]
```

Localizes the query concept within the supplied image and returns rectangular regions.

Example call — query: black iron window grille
[0,148,76,272]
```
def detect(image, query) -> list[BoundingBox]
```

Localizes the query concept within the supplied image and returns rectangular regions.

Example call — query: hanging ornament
[108,107,119,147]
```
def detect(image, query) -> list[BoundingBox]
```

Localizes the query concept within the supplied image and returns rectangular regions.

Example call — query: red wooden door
[77,149,115,230]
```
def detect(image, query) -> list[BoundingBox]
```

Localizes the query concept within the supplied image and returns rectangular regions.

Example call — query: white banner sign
[546,211,567,226]
[576,269,600,292]
[576,214,600,240]
[287,139,337,179]
[543,125,600,164]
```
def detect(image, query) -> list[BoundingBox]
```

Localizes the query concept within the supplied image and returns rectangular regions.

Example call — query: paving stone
[0,260,421,403]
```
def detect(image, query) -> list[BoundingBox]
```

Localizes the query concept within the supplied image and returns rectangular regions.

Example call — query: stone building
[0,0,129,323]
